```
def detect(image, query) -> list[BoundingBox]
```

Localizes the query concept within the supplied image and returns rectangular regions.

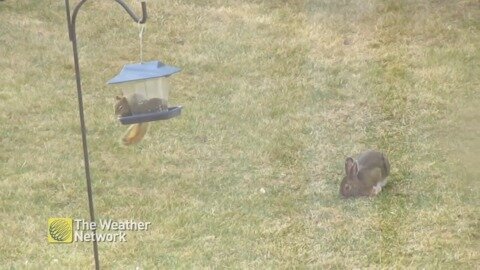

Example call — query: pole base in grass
[118,106,182,125]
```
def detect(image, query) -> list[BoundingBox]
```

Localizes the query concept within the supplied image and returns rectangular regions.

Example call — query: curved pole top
[67,0,147,40]
[114,0,147,24]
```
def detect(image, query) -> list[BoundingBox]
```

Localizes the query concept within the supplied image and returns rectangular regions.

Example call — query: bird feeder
[108,60,182,125]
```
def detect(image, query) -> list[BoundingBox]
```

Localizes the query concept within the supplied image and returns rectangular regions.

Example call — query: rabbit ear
[345,157,354,174]
[349,161,359,177]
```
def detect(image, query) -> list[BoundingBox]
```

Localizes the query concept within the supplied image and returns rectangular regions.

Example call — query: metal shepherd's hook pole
[64,1,147,269]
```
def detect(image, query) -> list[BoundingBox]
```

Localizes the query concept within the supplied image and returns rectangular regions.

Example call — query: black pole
[64,1,147,269]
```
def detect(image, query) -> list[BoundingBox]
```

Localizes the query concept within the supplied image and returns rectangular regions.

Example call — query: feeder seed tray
[118,106,182,125]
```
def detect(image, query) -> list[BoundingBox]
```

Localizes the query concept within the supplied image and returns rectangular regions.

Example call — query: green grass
[1,0,479,268]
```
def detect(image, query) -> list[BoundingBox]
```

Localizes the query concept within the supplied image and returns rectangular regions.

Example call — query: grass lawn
[0,0,479,268]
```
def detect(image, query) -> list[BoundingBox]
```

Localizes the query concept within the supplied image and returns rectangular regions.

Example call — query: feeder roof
[107,61,181,84]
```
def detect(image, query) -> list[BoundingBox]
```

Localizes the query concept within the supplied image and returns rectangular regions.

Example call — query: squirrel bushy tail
[122,123,149,145]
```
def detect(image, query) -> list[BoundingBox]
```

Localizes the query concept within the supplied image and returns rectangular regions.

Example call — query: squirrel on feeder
[114,93,167,145]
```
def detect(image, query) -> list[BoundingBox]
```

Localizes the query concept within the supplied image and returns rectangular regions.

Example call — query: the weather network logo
[48,218,73,243]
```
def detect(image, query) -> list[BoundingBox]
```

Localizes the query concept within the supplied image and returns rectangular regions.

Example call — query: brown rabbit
[340,150,390,198]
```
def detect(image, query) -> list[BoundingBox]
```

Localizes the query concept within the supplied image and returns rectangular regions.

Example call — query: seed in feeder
[137,98,168,113]
[115,94,168,116]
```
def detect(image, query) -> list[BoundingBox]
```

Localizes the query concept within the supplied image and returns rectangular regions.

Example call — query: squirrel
[114,94,167,145]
